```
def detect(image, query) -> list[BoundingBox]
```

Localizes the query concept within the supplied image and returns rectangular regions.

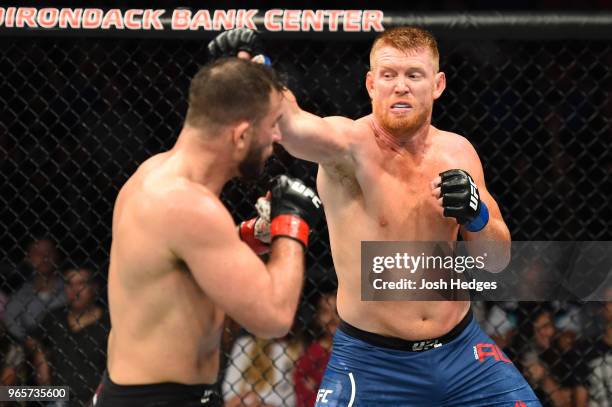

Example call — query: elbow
[257,327,291,340]
[482,221,511,273]
[264,310,294,339]
[487,257,510,274]
[495,226,512,272]
[501,243,512,270]
[274,311,295,337]
[487,242,511,274]
[249,310,293,339]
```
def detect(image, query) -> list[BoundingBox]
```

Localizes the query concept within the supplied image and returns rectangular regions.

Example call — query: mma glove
[240,176,322,252]
[439,169,489,232]
[207,28,266,61]
[270,175,322,248]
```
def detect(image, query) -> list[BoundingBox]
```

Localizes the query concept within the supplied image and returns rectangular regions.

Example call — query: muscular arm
[215,36,353,166]
[279,88,354,166]
[459,142,511,272]
[433,136,511,272]
[168,193,304,339]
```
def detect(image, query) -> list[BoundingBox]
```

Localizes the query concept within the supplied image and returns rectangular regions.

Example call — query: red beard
[373,101,432,136]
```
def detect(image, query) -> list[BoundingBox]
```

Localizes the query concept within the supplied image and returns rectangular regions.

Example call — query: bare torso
[106,153,225,385]
[317,115,470,340]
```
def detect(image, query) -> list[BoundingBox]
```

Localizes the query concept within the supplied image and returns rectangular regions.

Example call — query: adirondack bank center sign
[0,7,385,32]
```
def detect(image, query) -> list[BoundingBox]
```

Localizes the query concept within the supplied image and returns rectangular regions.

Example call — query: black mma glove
[439,169,489,232]
[270,175,322,247]
[207,28,265,60]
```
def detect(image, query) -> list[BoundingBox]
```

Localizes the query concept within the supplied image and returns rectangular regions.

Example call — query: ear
[366,70,375,100]
[231,121,251,150]
[433,71,446,100]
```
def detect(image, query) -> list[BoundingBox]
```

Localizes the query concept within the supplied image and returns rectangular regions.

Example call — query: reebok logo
[473,343,512,364]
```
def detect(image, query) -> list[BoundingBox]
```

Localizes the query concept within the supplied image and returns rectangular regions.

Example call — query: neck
[170,126,236,196]
[369,115,430,155]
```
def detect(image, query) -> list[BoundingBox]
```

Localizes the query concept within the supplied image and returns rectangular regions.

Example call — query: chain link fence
[1,15,611,407]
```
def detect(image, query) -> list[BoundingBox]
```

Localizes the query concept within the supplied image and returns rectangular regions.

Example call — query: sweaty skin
[107,89,306,385]
[107,153,224,384]
[279,45,510,340]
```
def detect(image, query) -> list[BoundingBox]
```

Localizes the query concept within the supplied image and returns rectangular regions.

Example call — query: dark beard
[238,142,267,182]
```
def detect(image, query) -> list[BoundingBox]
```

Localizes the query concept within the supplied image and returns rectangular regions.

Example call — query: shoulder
[323,115,355,129]
[435,129,477,154]
[142,180,237,259]
[433,128,482,170]
[163,182,225,215]
[323,114,373,160]
[160,180,234,236]
[324,115,371,140]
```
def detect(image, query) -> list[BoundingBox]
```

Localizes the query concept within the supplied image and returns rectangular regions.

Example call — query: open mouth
[390,102,412,112]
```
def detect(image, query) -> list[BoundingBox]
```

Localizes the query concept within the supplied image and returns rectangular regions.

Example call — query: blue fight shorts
[316,309,540,407]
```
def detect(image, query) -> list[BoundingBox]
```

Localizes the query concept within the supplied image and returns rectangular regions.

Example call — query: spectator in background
[575,291,612,407]
[0,322,27,407]
[29,267,109,407]
[3,238,66,342]
[519,308,573,407]
[294,291,339,407]
[483,303,517,352]
[223,333,301,407]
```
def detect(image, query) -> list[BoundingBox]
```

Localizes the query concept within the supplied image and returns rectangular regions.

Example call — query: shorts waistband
[338,307,473,352]
[101,370,219,398]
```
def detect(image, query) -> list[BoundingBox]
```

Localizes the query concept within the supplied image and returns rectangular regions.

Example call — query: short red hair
[370,27,440,72]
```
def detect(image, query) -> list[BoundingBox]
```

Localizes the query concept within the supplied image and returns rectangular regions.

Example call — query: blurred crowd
[0,237,610,406]
[1,12,610,406]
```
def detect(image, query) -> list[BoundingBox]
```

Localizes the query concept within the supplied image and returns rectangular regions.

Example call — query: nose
[271,124,282,143]
[394,77,410,94]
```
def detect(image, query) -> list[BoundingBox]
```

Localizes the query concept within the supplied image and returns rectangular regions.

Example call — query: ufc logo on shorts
[316,389,334,403]
[468,176,479,211]
[412,339,442,351]
[200,389,214,404]
[289,180,322,208]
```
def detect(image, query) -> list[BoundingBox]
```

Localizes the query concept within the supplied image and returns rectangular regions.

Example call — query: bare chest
[365,158,444,229]
[320,141,456,240]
